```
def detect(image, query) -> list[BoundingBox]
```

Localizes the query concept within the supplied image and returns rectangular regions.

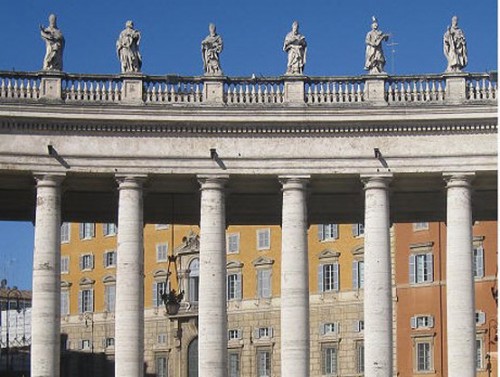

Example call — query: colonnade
[30,173,477,377]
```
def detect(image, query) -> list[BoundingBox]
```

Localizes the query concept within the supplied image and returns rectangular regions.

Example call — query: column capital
[443,172,475,189]
[279,175,310,191]
[360,173,393,190]
[197,175,229,190]
[115,175,148,190]
[33,173,65,187]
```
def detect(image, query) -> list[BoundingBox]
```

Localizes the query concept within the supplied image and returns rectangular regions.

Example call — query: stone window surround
[411,334,435,374]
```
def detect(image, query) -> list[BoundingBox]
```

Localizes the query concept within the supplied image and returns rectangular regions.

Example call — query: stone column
[31,174,63,377]
[280,176,310,377]
[198,176,228,377]
[115,176,145,377]
[362,174,392,377]
[445,173,475,377]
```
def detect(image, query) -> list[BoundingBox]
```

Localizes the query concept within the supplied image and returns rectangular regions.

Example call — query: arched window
[188,259,199,302]
[188,338,198,377]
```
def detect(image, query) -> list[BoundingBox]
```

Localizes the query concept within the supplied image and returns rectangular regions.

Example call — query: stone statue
[443,16,468,73]
[283,21,307,75]
[364,16,390,74]
[201,23,223,75]
[116,21,142,73]
[40,14,65,71]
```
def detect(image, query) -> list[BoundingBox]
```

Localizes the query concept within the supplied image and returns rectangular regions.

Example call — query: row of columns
[30,173,477,377]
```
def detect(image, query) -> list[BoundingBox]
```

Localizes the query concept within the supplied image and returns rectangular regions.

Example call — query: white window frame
[105,337,115,348]
[473,246,485,278]
[79,223,95,240]
[228,329,242,341]
[256,348,272,377]
[257,268,272,299]
[61,222,70,243]
[227,273,242,301]
[321,343,338,375]
[254,326,273,339]
[476,337,484,370]
[103,250,117,268]
[80,254,94,271]
[155,224,169,230]
[227,233,240,254]
[320,322,340,336]
[156,243,168,262]
[352,259,364,289]
[356,341,365,374]
[257,228,271,250]
[354,320,365,332]
[79,288,93,313]
[352,223,364,237]
[153,281,168,308]
[475,310,486,326]
[413,222,429,231]
[157,333,167,344]
[81,339,91,351]
[61,255,70,274]
[104,284,116,312]
[61,290,70,316]
[416,341,432,372]
[155,353,168,377]
[188,259,199,303]
[411,315,435,329]
[103,223,117,237]
[409,253,433,284]
[318,224,339,241]
[228,351,240,377]
[318,263,339,292]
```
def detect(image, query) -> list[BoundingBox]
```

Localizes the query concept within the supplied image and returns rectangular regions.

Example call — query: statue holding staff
[364,16,390,74]
[40,14,65,71]
[283,21,307,75]
[201,23,223,75]
[116,20,142,73]
[443,16,467,73]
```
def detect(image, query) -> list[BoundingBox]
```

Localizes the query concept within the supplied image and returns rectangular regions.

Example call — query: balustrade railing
[386,75,446,103]
[63,74,123,102]
[305,78,365,104]
[144,76,204,104]
[0,72,40,100]
[224,78,285,104]
[466,73,497,101]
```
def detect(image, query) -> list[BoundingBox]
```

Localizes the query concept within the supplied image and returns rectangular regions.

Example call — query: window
[320,322,339,336]
[81,339,91,351]
[473,246,484,278]
[227,273,242,301]
[80,254,94,270]
[318,263,339,292]
[156,243,168,262]
[416,342,432,371]
[257,269,272,299]
[228,352,240,377]
[155,224,169,230]
[103,223,117,236]
[413,222,429,231]
[356,342,364,374]
[227,233,240,254]
[318,224,339,241]
[476,311,486,325]
[105,338,115,348]
[352,260,364,289]
[254,327,273,339]
[354,320,365,332]
[61,222,70,243]
[476,338,484,370]
[105,284,116,312]
[153,281,167,307]
[188,259,199,302]
[61,290,69,316]
[352,223,364,237]
[228,329,241,341]
[409,253,433,284]
[79,223,95,239]
[158,333,167,344]
[79,289,93,313]
[257,228,271,250]
[411,315,434,329]
[103,250,116,268]
[61,256,70,274]
[322,344,338,375]
[156,353,168,377]
[257,349,271,377]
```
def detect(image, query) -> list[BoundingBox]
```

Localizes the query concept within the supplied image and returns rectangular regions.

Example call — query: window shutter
[477,311,486,325]
[235,273,242,300]
[410,316,417,329]
[78,291,82,313]
[352,224,359,237]
[90,223,95,237]
[237,329,242,339]
[352,261,359,289]
[333,224,339,239]
[409,255,416,284]
[79,255,83,270]
[320,323,325,336]
[90,289,94,312]
[91,254,95,269]
[153,283,158,307]
[333,263,339,291]
[263,270,271,298]
[336,322,341,334]
[318,225,324,241]
[104,287,109,311]
[355,320,361,332]
[253,328,260,339]
[79,223,84,239]
[426,253,434,282]
[476,247,485,278]
[103,252,106,267]
[428,316,434,328]
[318,265,324,292]
[268,327,273,338]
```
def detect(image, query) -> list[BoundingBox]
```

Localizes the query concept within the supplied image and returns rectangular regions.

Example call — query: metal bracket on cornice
[210,148,227,170]
[47,144,71,169]
[374,148,390,170]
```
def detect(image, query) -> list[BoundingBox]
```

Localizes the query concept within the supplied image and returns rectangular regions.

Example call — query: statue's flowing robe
[202,34,223,74]
[283,32,307,74]
[364,29,385,73]
[443,27,467,71]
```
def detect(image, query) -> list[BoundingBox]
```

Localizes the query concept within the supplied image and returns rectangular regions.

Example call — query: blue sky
[0,0,497,290]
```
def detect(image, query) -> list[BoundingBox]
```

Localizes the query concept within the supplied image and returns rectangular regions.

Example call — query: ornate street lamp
[161,255,184,316]
[4,286,22,377]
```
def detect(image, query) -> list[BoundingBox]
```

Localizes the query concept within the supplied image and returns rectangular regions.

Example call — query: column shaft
[446,174,475,377]
[115,177,145,377]
[362,175,392,377]
[280,177,309,377]
[31,175,63,377]
[198,176,228,377]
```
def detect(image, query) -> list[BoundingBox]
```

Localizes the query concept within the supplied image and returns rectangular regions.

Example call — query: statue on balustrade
[201,23,224,75]
[364,16,390,74]
[443,16,468,73]
[116,21,142,73]
[40,14,65,71]
[283,21,307,75]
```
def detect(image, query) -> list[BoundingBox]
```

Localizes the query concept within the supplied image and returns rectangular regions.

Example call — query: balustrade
[63,74,122,102]
[305,78,364,104]
[0,72,40,100]
[224,78,284,104]
[466,74,497,100]
[144,77,204,104]
[386,75,446,103]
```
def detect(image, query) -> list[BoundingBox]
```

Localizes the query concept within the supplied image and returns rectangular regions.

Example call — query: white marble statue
[283,21,307,75]
[116,21,142,73]
[201,23,224,75]
[443,16,468,73]
[364,16,389,74]
[40,14,65,71]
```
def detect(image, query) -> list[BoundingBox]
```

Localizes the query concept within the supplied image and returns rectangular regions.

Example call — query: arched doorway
[187,337,198,377]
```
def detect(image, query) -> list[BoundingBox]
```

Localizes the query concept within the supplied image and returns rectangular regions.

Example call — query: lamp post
[4,286,22,377]
[161,255,184,316]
